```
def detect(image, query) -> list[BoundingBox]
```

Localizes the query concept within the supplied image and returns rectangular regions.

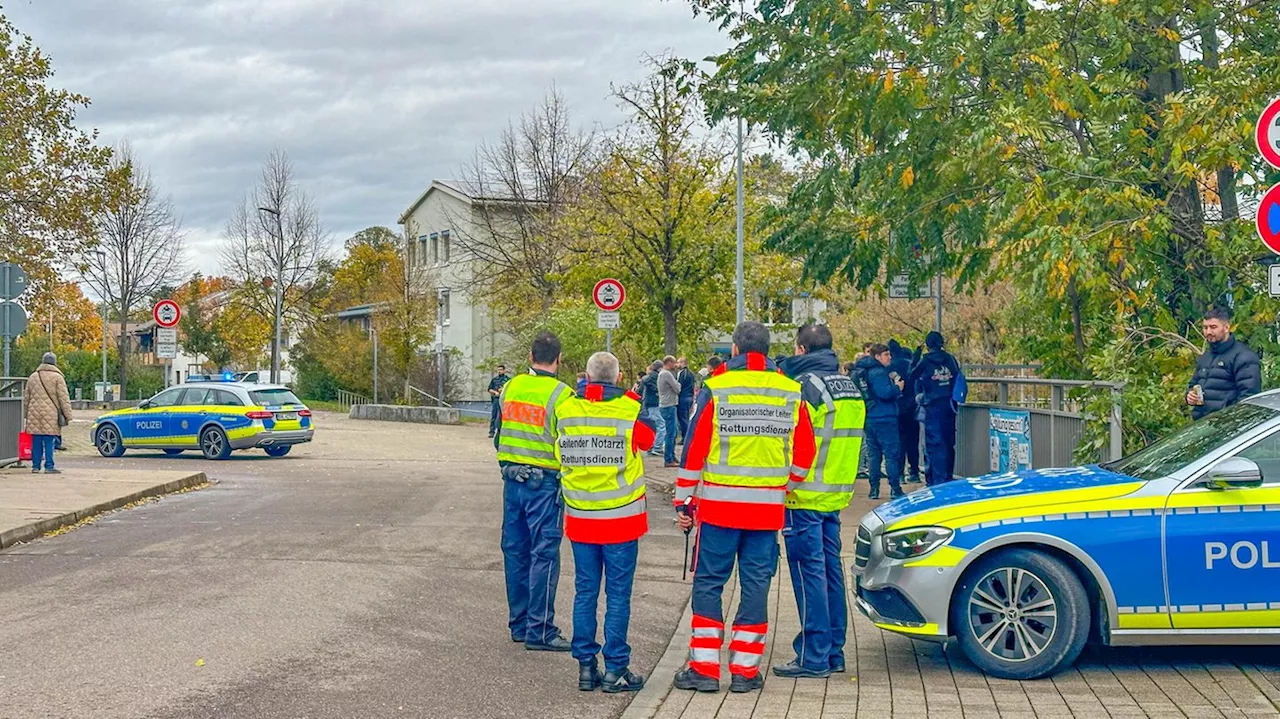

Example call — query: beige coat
[23,364,73,437]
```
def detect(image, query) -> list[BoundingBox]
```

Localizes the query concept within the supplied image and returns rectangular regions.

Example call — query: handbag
[18,431,32,461]
[36,371,70,427]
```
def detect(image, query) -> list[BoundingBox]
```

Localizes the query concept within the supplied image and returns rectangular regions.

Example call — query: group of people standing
[491,320,895,695]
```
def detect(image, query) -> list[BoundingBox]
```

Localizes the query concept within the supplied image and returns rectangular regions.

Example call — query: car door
[171,387,215,447]
[1164,427,1280,630]
[123,388,184,447]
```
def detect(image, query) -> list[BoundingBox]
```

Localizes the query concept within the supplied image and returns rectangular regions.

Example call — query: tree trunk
[663,304,678,356]
[117,319,130,398]
[1067,274,1086,363]
[1199,13,1239,221]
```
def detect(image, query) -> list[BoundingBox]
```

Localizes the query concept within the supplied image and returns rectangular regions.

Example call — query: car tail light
[298,409,312,417]
[245,411,273,420]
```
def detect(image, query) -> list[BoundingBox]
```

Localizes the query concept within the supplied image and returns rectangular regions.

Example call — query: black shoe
[867,488,880,500]
[30,468,40,474]
[44,468,61,475]
[729,673,764,693]
[673,667,719,693]
[890,489,906,499]
[526,635,572,652]
[510,634,525,643]
[772,659,830,679]
[601,667,645,693]
[829,657,846,673]
[579,661,603,691]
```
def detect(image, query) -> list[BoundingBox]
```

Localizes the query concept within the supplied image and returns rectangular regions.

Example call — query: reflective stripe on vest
[787,373,864,511]
[496,375,569,469]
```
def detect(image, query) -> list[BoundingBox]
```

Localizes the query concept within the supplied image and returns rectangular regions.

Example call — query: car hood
[874,465,1146,529]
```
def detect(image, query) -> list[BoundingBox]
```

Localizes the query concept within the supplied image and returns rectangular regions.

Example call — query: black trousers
[897,412,920,480]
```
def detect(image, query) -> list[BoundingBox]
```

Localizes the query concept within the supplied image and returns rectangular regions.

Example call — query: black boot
[526,634,572,652]
[601,667,645,693]
[889,485,906,499]
[772,659,831,679]
[730,673,764,693]
[579,661,603,691]
[867,485,881,500]
[673,666,719,693]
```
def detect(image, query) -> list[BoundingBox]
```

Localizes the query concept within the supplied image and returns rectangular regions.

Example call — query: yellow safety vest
[697,368,802,527]
[555,393,648,542]
[496,373,571,469]
[786,372,865,512]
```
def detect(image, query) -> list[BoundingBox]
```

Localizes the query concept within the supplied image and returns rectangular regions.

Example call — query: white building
[398,180,512,401]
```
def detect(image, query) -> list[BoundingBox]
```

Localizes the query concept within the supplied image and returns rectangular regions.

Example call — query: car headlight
[881,526,953,560]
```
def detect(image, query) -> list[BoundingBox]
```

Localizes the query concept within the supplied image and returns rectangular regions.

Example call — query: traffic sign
[0,262,27,301]
[888,273,933,299]
[592,279,626,311]
[1258,183,1280,254]
[1257,97,1280,170]
[153,299,181,328]
[1269,265,1280,298]
[156,327,177,343]
[0,301,28,338]
[597,311,620,330]
[156,342,178,359]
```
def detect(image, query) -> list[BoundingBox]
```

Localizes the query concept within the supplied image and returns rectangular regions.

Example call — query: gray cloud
[6,0,726,273]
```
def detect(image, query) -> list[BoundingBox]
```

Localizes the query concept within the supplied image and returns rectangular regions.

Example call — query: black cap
[925,331,945,350]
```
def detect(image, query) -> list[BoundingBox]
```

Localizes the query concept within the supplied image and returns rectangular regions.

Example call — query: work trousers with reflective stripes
[783,508,847,671]
[688,522,778,679]
[571,539,638,673]
[923,403,957,485]
[865,419,903,495]
[501,466,564,645]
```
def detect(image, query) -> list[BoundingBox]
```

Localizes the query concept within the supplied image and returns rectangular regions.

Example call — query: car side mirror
[139,401,152,410]
[1202,457,1263,490]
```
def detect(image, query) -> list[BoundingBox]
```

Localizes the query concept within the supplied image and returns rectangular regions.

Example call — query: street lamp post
[257,207,285,384]
[734,0,746,326]
[97,249,109,401]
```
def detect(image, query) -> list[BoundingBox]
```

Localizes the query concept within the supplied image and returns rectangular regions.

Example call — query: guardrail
[335,389,371,410]
[1,377,25,467]
[955,377,1124,478]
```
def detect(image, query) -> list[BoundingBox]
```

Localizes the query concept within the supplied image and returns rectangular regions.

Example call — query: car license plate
[275,412,298,420]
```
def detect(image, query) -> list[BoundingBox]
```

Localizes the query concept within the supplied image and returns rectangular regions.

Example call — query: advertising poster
[989,408,1032,473]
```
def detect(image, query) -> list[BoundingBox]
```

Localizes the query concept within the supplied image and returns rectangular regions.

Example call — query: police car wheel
[264,445,291,457]
[95,425,126,457]
[950,548,1090,680]
[200,427,232,460]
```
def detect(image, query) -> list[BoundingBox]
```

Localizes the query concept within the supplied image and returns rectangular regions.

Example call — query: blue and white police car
[91,380,314,460]
[853,392,1280,679]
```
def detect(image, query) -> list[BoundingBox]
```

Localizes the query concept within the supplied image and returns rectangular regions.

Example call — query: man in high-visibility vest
[496,331,573,651]
[672,321,817,694]
[774,323,864,679]
[555,351,655,693]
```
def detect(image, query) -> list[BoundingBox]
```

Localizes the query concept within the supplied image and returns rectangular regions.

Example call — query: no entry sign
[153,299,181,328]
[592,279,626,312]
[1257,97,1280,170]
[1258,184,1280,255]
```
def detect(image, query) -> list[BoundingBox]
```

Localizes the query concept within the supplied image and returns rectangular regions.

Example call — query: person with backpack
[909,331,962,485]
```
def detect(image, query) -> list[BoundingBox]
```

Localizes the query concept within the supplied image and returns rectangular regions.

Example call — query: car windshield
[249,388,303,406]
[1103,401,1279,481]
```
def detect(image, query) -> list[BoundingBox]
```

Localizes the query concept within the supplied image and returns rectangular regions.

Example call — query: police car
[853,391,1280,679]
[91,381,314,460]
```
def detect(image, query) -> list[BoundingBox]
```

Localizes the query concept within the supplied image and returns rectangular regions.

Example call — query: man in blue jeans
[657,356,681,467]
[852,344,905,500]
[23,352,72,475]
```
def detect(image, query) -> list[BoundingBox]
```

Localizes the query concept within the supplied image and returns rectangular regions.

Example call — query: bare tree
[220,150,331,377]
[447,87,595,314]
[81,143,185,396]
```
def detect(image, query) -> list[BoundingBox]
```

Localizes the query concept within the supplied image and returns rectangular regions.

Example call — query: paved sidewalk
[0,466,208,548]
[625,491,1280,719]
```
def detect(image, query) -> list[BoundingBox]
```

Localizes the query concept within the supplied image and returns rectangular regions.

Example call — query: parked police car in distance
[853,390,1280,680]
[91,382,314,460]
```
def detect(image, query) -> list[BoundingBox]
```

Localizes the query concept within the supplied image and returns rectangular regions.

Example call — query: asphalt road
[0,412,691,719]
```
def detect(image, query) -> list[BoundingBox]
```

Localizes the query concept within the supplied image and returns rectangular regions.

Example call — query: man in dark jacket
[1187,306,1262,420]
[909,331,961,485]
[675,357,697,444]
[887,339,920,483]
[488,365,511,438]
[639,361,664,457]
[852,344,904,500]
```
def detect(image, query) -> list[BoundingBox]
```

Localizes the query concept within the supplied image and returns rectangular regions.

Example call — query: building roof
[397,178,546,225]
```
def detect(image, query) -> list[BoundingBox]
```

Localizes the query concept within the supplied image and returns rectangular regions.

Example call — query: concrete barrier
[71,400,141,412]
[349,404,461,425]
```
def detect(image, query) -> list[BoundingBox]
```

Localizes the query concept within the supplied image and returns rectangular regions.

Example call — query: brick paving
[627,491,1280,719]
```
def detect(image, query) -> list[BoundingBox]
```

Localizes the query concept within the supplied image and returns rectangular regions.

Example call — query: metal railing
[1,377,25,467]
[408,385,451,407]
[956,377,1124,478]
[335,389,371,410]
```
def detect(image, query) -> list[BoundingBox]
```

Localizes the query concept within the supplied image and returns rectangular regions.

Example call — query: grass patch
[302,399,347,413]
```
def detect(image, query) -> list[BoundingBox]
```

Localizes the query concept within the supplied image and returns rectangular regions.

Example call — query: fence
[1,377,25,467]
[335,389,371,410]
[955,377,1124,478]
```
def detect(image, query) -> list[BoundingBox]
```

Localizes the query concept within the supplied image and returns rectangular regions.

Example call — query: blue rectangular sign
[989,408,1032,473]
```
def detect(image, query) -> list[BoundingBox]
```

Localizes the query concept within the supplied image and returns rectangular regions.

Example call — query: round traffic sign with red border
[1258,97,1280,170]
[153,299,181,328]
[592,279,626,311]
[1258,183,1280,255]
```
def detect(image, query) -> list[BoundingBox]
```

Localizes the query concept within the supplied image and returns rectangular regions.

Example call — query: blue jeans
[646,407,665,454]
[783,509,847,670]
[865,419,903,495]
[571,539,638,672]
[677,398,692,443]
[500,466,564,645]
[660,406,678,463]
[489,398,501,435]
[30,434,57,471]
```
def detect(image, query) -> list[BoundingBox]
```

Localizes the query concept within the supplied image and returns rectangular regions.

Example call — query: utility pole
[935,272,944,333]
[98,250,109,400]
[371,327,379,403]
[436,292,445,407]
[257,206,285,384]
[734,0,747,326]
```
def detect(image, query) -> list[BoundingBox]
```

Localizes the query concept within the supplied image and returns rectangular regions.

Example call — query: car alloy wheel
[200,427,230,460]
[97,426,123,457]
[967,567,1057,663]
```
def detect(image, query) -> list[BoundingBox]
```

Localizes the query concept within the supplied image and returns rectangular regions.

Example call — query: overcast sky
[6,0,727,275]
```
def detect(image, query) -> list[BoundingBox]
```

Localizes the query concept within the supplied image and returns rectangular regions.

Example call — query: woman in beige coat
[23,352,73,474]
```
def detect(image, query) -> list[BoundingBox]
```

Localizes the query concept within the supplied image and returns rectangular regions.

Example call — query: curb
[0,471,209,550]
[622,593,694,719]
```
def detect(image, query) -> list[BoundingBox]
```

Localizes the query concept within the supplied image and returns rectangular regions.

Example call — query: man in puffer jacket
[23,352,73,474]
[1187,307,1261,420]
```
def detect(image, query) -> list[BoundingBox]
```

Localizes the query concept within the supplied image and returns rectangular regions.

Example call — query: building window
[440,230,451,264]
[757,293,794,326]
[439,289,451,326]
[430,232,439,265]
[417,235,428,268]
